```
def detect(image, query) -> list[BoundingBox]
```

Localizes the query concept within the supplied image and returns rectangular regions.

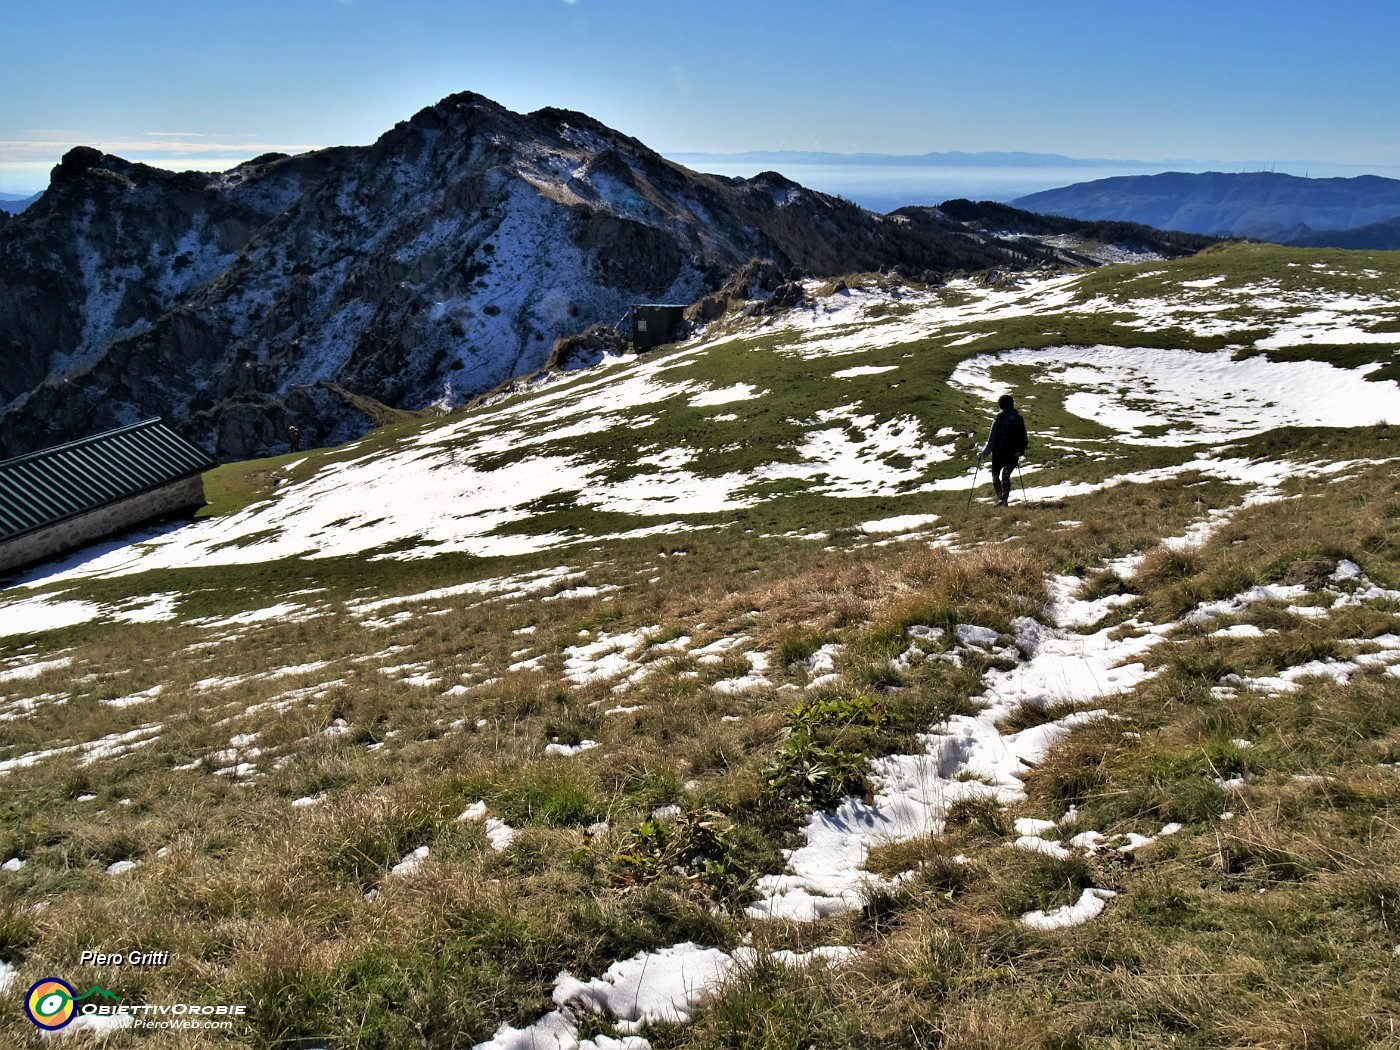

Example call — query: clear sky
[3,0,1398,195]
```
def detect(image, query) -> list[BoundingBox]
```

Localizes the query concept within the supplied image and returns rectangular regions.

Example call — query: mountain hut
[630,304,687,351]
[0,419,217,578]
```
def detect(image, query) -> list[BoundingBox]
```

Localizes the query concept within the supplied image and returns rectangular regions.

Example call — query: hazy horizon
[7,140,1400,215]
[4,1,1399,199]
[670,152,1400,214]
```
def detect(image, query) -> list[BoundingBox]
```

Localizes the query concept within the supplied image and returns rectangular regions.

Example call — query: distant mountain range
[1013,171,1400,248]
[0,92,1210,461]
[0,192,41,215]
[669,151,1181,213]
[669,149,1173,170]
[668,153,1400,215]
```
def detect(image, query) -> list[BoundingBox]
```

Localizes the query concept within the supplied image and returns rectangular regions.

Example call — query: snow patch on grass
[859,513,940,534]
[950,345,1400,445]
[1020,887,1117,930]
[688,382,765,407]
[0,596,101,638]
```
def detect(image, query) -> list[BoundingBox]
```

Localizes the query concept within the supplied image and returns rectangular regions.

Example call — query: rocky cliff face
[0,92,1195,461]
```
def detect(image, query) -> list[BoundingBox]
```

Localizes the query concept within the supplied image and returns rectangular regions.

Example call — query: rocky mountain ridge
[0,91,1205,461]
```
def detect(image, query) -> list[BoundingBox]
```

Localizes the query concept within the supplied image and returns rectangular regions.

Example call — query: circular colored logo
[25,978,77,1030]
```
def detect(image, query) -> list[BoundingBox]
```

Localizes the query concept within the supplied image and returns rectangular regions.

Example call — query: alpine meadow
[2,223,1400,1048]
[7,0,1400,1033]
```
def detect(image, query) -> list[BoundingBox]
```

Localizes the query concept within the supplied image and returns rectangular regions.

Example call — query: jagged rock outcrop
[0,92,1208,461]
[548,324,628,371]
[687,260,789,323]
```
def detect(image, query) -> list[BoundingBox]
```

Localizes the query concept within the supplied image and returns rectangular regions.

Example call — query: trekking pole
[966,460,980,508]
[1017,462,1027,501]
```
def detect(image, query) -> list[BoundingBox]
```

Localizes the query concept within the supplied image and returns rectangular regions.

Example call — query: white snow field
[948,345,1400,445]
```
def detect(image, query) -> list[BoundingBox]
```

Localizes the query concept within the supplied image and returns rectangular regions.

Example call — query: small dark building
[630,304,687,351]
[0,419,218,577]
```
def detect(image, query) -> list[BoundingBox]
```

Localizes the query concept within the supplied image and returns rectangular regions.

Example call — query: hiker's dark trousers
[991,455,1018,503]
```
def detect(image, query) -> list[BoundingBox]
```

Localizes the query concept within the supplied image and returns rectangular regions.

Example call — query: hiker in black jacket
[979,394,1028,506]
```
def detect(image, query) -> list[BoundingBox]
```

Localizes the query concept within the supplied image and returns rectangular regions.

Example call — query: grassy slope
[0,243,1398,1047]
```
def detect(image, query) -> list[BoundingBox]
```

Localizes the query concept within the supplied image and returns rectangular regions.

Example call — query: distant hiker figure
[287,424,301,454]
[979,394,1027,506]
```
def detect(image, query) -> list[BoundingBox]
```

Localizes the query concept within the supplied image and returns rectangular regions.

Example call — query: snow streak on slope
[746,616,1165,922]
[745,449,1382,924]
[474,942,859,1050]
[763,275,1084,358]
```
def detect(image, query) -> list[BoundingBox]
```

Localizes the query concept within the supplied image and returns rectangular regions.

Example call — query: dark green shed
[0,419,217,577]
[630,304,687,351]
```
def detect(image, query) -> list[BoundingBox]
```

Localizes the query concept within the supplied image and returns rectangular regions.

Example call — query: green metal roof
[0,419,217,542]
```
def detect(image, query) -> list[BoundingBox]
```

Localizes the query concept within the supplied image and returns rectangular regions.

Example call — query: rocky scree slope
[0,92,1203,461]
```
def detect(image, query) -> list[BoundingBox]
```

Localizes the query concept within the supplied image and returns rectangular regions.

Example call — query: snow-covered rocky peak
[0,91,1205,462]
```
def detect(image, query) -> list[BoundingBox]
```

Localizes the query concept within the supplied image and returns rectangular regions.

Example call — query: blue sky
[2,0,1398,195]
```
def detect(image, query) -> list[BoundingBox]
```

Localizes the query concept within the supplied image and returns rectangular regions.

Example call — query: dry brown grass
[4,435,1400,1047]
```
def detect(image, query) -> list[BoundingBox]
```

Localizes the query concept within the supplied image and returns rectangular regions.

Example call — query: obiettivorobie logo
[22,976,249,1032]
[24,979,120,1030]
